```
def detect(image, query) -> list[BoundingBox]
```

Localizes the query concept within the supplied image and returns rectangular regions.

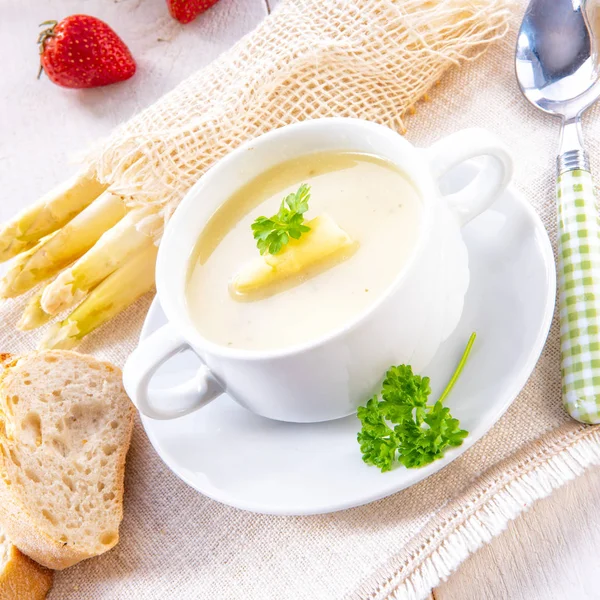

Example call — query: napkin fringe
[350,423,600,600]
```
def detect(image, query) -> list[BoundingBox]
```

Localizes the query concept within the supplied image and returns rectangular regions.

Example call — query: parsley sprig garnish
[357,333,475,471]
[251,184,311,255]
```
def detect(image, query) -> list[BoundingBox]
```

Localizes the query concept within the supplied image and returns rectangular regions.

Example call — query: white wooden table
[1,1,599,598]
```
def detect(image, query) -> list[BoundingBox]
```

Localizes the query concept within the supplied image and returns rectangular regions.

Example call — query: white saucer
[138,179,556,516]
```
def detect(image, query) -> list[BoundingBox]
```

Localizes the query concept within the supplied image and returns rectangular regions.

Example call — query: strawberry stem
[37,20,58,80]
[37,20,58,54]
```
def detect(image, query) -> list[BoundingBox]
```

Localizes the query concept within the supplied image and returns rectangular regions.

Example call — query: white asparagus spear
[41,208,156,315]
[17,290,52,331]
[0,231,58,297]
[0,190,127,299]
[0,173,107,262]
[40,243,157,350]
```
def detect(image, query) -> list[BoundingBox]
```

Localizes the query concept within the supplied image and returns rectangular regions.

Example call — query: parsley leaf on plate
[357,397,399,472]
[251,184,312,255]
[357,333,475,471]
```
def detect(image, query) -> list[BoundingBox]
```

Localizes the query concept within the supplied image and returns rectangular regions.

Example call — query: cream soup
[186,152,421,351]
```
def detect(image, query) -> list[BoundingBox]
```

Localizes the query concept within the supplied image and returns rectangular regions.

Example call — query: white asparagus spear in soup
[231,213,354,297]
[17,289,52,331]
[0,174,107,262]
[0,190,127,298]
[41,208,157,315]
[40,243,158,350]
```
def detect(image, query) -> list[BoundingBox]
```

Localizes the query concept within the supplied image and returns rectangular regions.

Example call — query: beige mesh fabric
[87,0,511,236]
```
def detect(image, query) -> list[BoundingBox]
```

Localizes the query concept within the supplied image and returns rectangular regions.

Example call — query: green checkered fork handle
[558,168,600,424]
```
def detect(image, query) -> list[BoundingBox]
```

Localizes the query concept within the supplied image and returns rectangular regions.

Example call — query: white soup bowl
[123,118,512,422]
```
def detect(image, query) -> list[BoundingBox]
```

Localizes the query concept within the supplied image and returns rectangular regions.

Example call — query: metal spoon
[516,0,600,424]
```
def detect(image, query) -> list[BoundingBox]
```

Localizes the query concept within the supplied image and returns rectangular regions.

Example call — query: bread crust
[0,544,53,600]
[0,350,134,570]
[0,356,13,371]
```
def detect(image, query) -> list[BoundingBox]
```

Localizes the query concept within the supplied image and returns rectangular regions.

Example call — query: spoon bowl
[516,0,600,119]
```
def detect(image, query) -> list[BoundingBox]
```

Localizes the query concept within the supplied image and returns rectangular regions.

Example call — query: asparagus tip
[17,297,53,331]
[39,321,80,350]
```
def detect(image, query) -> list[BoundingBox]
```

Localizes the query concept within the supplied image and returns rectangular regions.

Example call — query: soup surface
[186,151,421,351]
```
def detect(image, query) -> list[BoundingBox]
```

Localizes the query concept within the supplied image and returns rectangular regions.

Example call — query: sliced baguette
[0,523,53,600]
[0,350,135,570]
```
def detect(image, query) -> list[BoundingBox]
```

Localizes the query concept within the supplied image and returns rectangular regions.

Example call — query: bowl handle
[425,128,513,226]
[123,322,223,420]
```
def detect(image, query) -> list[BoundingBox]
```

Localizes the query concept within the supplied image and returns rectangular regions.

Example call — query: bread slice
[0,523,53,599]
[0,350,135,570]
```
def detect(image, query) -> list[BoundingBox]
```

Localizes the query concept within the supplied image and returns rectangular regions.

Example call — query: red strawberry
[38,15,136,89]
[167,0,221,24]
